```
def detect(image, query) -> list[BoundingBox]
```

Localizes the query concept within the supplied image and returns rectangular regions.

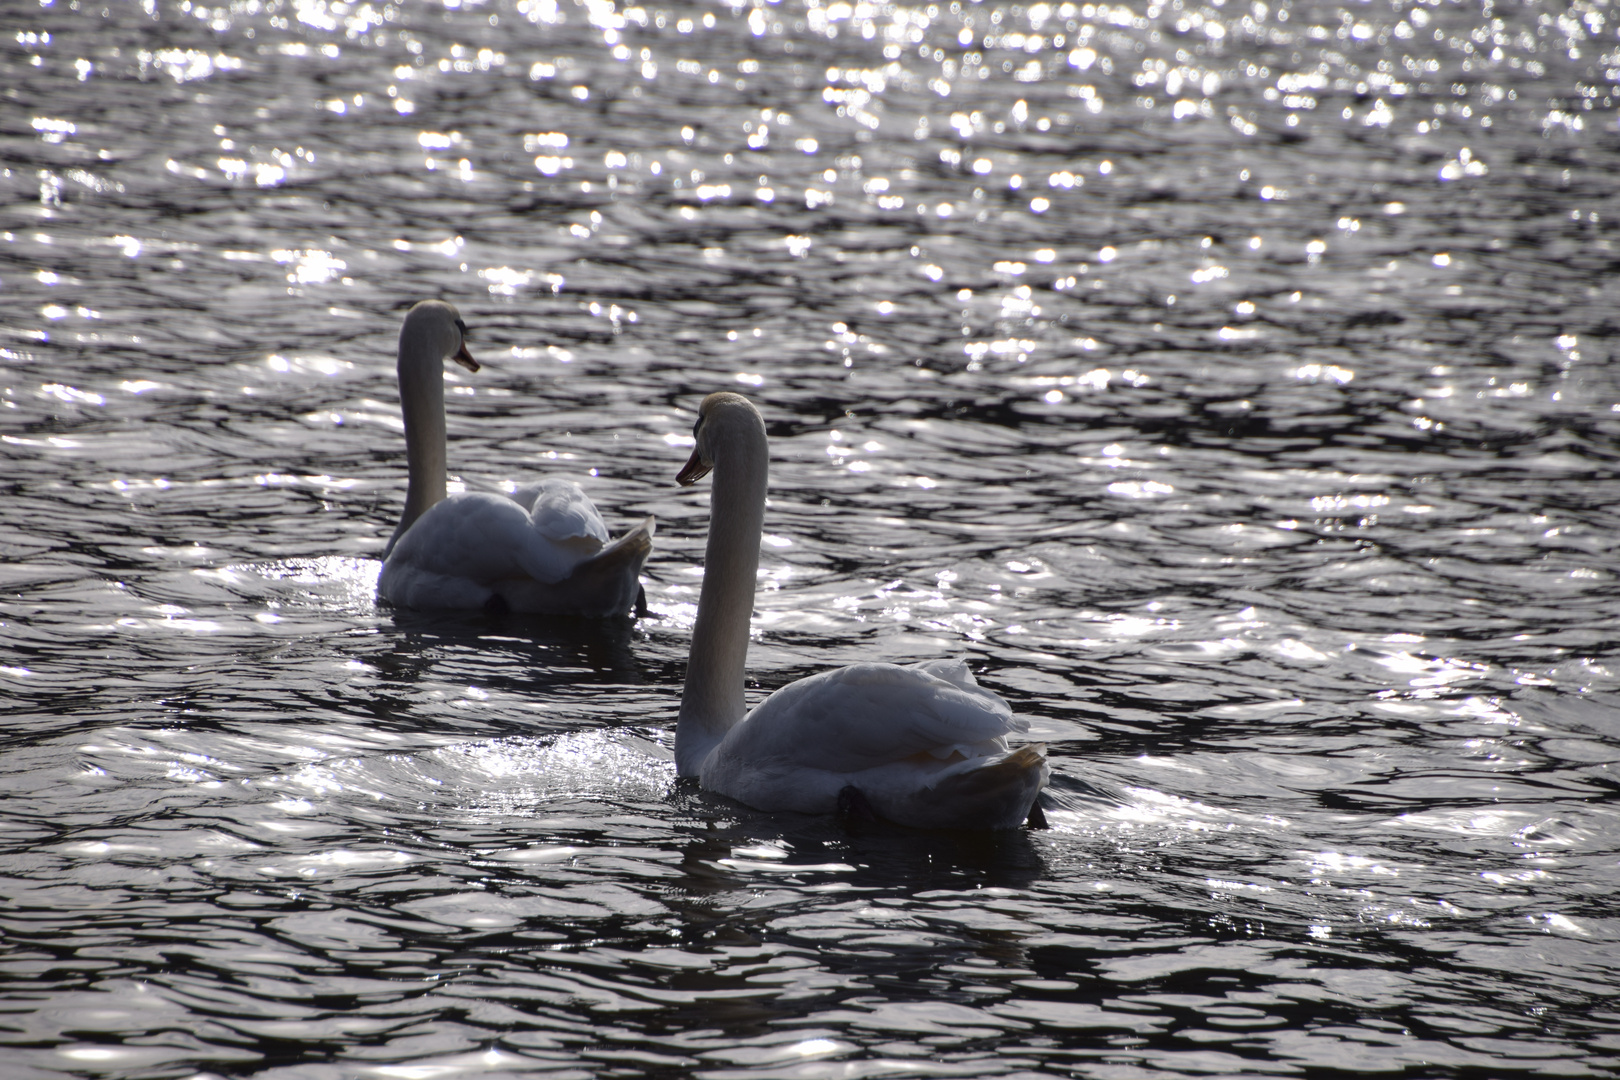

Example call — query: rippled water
[4,0,1620,1075]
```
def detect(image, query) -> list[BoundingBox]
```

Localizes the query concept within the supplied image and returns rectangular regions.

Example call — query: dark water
[4,0,1620,1075]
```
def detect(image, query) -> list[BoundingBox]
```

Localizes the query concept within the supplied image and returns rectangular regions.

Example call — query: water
[3,0,1620,1075]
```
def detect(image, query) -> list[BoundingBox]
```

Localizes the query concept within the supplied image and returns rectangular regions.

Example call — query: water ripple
[3,0,1620,1074]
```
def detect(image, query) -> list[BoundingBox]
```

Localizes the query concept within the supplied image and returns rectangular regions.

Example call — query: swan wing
[716,661,1020,775]
[700,661,1046,826]
[516,477,611,548]
[906,656,1026,726]
[497,515,655,618]
[380,491,587,594]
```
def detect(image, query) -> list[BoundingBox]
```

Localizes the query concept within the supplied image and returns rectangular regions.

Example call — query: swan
[673,391,1049,829]
[376,300,653,617]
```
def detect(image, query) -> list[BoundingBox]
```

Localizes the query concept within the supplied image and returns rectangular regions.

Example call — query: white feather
[675,392,1048,829]
[375,302,650,617]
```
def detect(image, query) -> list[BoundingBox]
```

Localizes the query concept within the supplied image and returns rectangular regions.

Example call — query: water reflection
[383,607,651,688]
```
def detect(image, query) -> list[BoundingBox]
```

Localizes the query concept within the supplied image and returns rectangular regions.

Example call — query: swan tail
[525,515,654,618]
[883,743,1050,830]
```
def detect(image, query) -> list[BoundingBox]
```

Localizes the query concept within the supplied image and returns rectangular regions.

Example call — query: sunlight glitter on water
[5,0,1620,1073]
[435,731,677,806]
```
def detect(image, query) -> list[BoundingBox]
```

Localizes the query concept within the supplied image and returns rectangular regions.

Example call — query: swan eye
[454,318,468,339]
[691,417,702,440]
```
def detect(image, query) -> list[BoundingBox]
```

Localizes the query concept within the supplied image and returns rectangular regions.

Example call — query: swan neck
[388,329,448,556]
[676,416,768,775]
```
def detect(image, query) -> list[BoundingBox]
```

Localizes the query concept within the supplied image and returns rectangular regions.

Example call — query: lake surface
[4,0,1620,1076]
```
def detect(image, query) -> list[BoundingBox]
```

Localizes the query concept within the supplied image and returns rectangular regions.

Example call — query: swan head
[677,391,760,486]
[402,299,478,373]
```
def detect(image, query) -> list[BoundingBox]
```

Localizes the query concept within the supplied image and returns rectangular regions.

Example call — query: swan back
[521,477,611,549]
[714,662,1020,775]
[386,490,586,588]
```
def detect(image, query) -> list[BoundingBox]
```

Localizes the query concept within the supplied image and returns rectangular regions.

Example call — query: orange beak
[453,341,479,373]
[677,447,711,486]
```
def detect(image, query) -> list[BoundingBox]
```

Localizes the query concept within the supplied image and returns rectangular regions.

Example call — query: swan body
[674,392,1048,829]
[376,300,653,617]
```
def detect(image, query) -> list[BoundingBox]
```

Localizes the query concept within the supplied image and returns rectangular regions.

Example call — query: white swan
[673,391,1049,829]
[377,300,653,617]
